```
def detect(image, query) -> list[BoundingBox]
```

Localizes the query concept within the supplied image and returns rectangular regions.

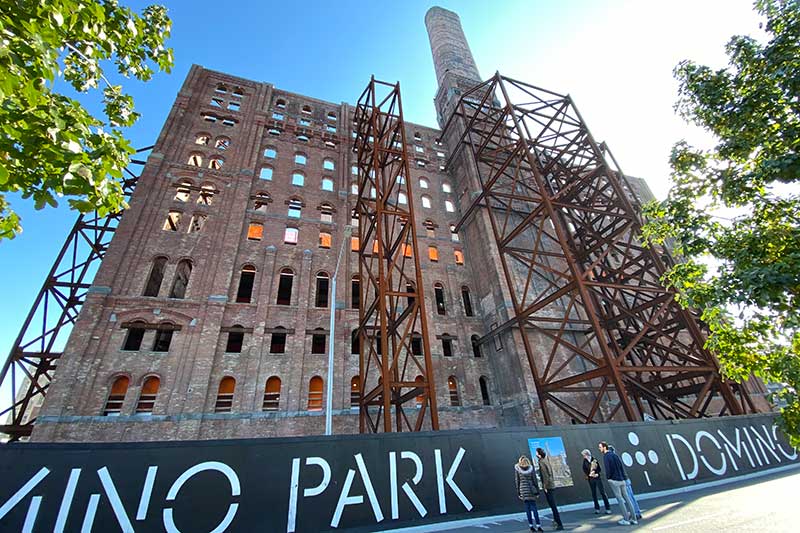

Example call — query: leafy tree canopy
[642,0,800,445]
[0,0,173,240]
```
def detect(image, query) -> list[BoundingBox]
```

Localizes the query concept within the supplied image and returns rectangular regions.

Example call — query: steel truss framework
[443,73,758,424]
[354,77,439,433]
[0,147,152,441]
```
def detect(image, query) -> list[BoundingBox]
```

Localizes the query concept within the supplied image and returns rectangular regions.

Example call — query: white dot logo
[621,431,658,486]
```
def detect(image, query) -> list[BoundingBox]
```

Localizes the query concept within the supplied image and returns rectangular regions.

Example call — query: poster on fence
[528,436,574,488]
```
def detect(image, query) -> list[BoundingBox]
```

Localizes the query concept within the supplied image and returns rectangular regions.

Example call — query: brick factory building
[7,7,768,443]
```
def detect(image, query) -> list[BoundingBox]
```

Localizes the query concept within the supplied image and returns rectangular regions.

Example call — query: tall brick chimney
[424,6,481,88]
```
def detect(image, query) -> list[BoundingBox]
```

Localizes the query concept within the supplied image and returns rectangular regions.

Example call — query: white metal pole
[325,226,351,436]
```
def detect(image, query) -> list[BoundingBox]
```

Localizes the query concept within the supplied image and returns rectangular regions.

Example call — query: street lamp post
[325,225,352,436]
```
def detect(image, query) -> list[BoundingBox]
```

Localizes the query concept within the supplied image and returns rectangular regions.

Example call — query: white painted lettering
[434,447,473,514]
[717,428,754,471]
[389,451,427,520]
[0,467,49,522]
[163,461,240,533]
[54,468,81,533]
[666,434,698,480]
[772,425,799,461]
[287,457,331,533]
[695,431,727,476]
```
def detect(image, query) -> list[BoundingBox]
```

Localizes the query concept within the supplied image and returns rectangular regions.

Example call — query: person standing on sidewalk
[609,445,643,520]
[581,449,611,515]
[599,441,638,526]
[515,456,544,532]
[535,447,564,531]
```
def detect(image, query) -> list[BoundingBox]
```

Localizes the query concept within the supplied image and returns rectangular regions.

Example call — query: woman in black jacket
[515,456,543,532]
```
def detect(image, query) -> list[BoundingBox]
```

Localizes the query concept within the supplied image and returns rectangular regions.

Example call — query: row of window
[259,169,336,191]
[201,113,237,127]
[102,372,490,416]
[187,152,225,170]
[273,99,337,121]
[194,134,230,150]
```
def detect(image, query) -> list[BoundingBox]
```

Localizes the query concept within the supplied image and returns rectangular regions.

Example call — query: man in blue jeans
[599,441,638,525]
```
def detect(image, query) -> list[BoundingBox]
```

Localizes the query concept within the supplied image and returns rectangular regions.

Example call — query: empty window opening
[136,376,160,414]
[263,377,281,411]
[169,260,192,299]
[215,137,230,150]
[406,282,416,307]
[275,99,286,109]
[247,222,264,241]
[311,330,326,354]
[398,191,407,204]
[210,97,223,108]
[327,112,337,121]
[215,377,235,413]
[319,231,332,248]
[421,195,432,208]
[445,200,455,212]
[143,257,167,297]
[187,153,203,166]
[227,101,240,112]
[197,184,216,205]
[350,376,360,409]
[152,324,174,352]
[351,165,358,176]
[296,134,309,143]
[323,159,335,171]
[471,335,482,358]
[479,377,491,406]
[428,246,439,262]
[350,182,358,195]
[253,192,271,212]
[447,376,461,407]
[236,265,256,303]
[292,172,305,186]
[413,132,422,141]
[320,203,334,222]
[308,376,323,411]
[295,153,307,165]
[315,273,330,308]
[299,118,311,127]
[195,133,210,145]
[259,167,273,181]
[415,376,425,407]
[276,269,294,305]
[442,337,454,357]
[203,114,217,123]
[411,333,422,356]
[351,276,360,309]
[442,182,452,193]
[450,224,459,241]
[225,326,245,353]
[174,181,191,202]
[264,147,277,158]
[284,227,299,245]
[424,219,436,238]
[414,145,424,153]
[270,327,287,354]
[321,177,334,191]
[419,177,429,189]
[221,119,236,127]
[351,329,360,354]
[462,287,474,316]
[434,283,446,315]
[187,214,207,234]
[103,376,129,416]
[122,321,146,351]
[272,112,284,121]
[416,160,426,168]
[301,105,312,114]
[214,84,227,94]
[454,250,464,265]
[326,124,336,133]
[287,198,302,218]
[208,156,224,170]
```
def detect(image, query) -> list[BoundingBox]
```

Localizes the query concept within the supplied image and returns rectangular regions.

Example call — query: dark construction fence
[0,413,797,532]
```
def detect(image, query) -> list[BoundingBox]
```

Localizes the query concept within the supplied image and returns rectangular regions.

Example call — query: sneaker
[537,527,544,532]
[605,509,612,515]
[529,527,535,532]
[636,514,642,520]
[631,520,639,525]
[594,509,601,514]
[618,519,631,526]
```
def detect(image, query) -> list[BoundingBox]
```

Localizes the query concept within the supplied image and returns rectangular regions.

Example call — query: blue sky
[0,0,763,389]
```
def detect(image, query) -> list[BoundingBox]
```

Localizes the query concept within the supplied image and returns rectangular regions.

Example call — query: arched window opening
[320,203,334,222]
[259,166,273,180]
[308,376,323,411]
[253,192,271,212]
[284,227,299,245]
[428,246,439,262]
[236,265,256,303]
[215,377,235,413]
[174,181,192,202]
[471,335,482,358]
[195,133,210,145]
[445,200,455,212]
[292,172,305,187]
[247,222,264,241]
[270,327,287,354]
[351,329,360,355]
[143,257,167,297]
[275,99,286,109]
[442,182,452,193]
[263,377,281,411]
[169,259,192,299]
[327,112,337,121]
[187,153,203,167]
[448,376,461,407]
[454,250,464,265]
[415,375,425,407]
[350,181,358,195]
[411,332,422,356]
[351,276,360,309]
[321,177,334,191]
[122,321,147,351]
[350,376,360,409]
[311,328,326,354]
[214,137,230,150]
[434,283,446,315]
[225,325,245,353]
[288,198,302,218]
[323,159,335,171]
[163,210,181,231]
[315,273,330,308]
[187,214,207,234]
[197,184,215,205]
[319,231,332,248]
[398,191,408,204]
[295,153,307,165]
[103,376,129,416]
[441,336,454,357]
[450,224,459,242]
[208,156,224,170]
[419,177,429,189]
[276,268,294,305]
[421,195,432,208]
[136,376,160,414]
[301,105,312,115]
[215,84,227,94]
[479,377,491,406]
[264,147,277,158]
[461,286,474,316]
[152,322,175,352]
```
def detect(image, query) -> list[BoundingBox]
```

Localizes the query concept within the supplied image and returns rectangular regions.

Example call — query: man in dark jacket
[599,441,638,525]
[535,447,564,530]
[581,449,611,514]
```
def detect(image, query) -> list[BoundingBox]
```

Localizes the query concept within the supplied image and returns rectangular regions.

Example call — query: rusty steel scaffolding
[0,147,151,442]
[443,73,758,424]
[354,77,439,433]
